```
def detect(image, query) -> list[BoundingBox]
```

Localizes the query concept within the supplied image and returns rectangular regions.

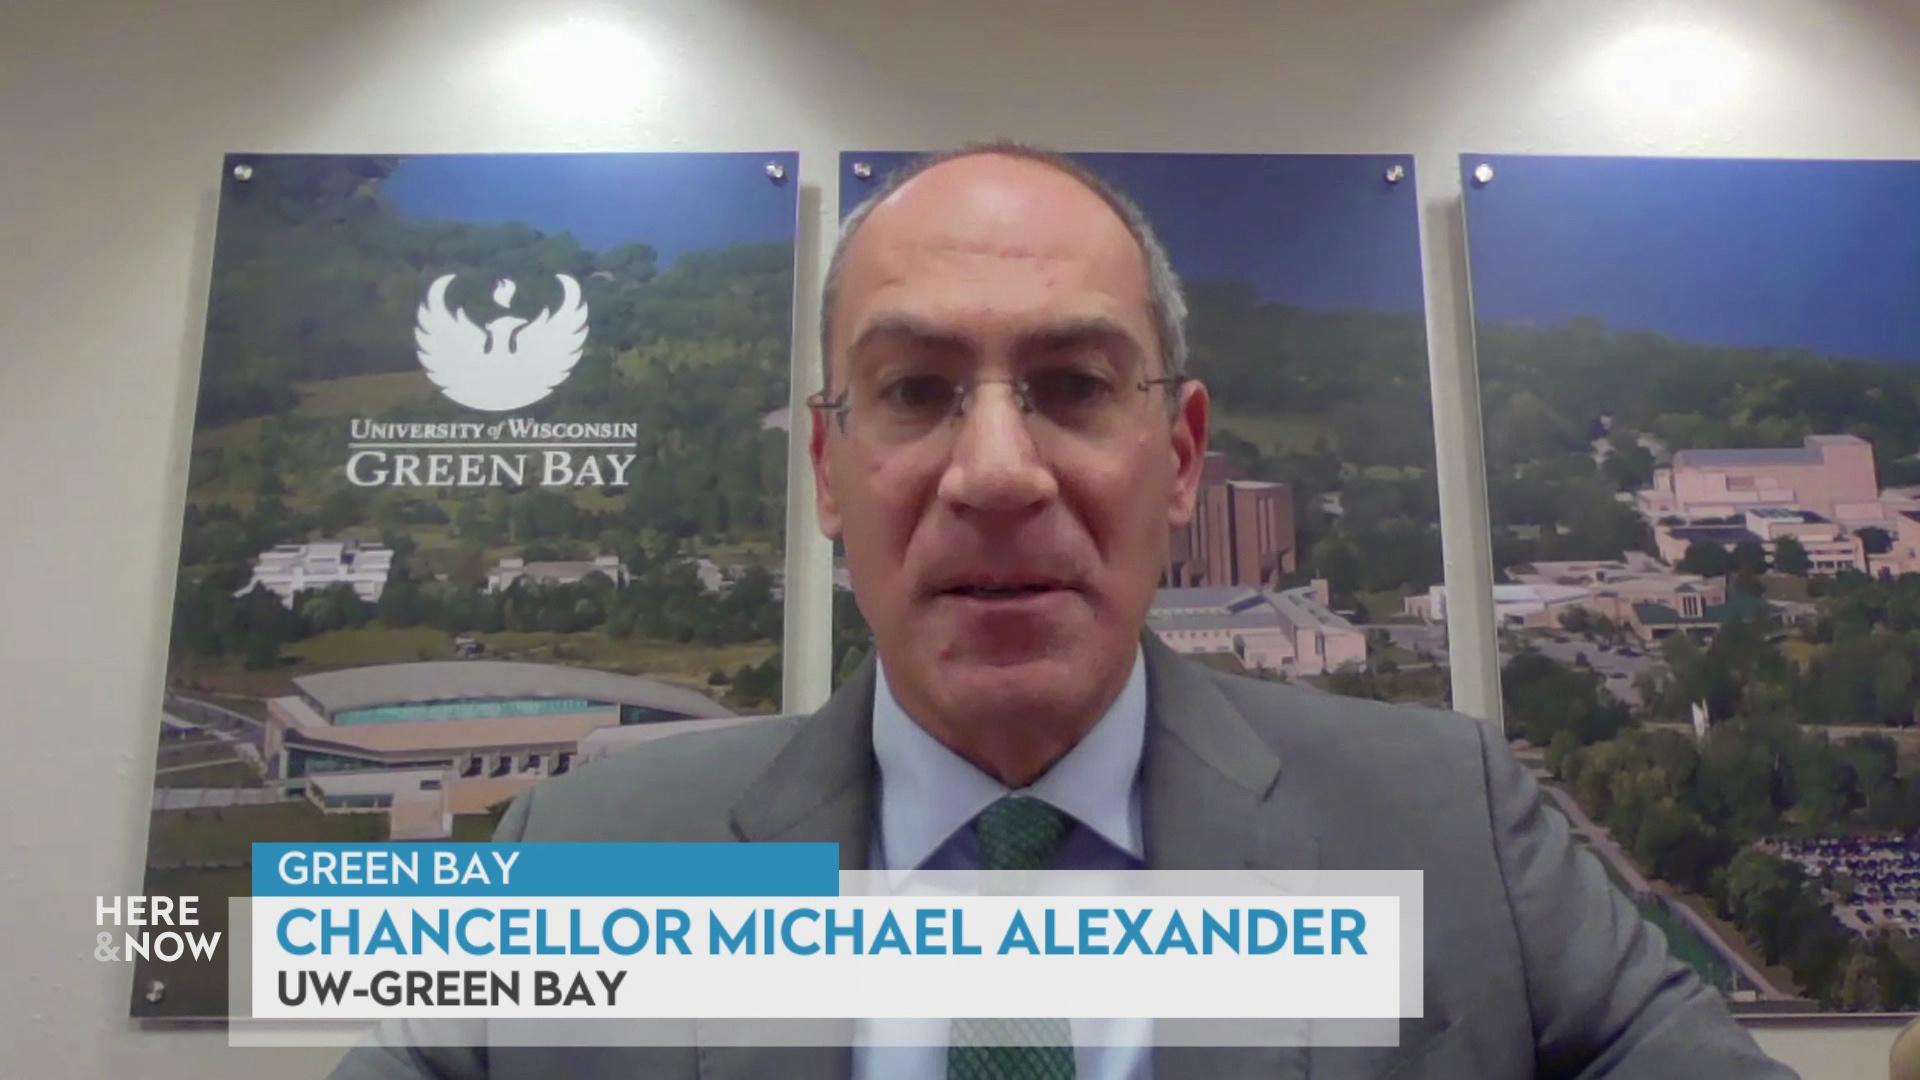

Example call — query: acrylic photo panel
[137,152,798,1016]
[834,152,1441,706]
[1463,153,1920,1013]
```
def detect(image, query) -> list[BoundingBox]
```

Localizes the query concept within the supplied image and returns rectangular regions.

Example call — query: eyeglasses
[807,369,1188,449]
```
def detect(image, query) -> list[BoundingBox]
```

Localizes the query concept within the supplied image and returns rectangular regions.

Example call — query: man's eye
[879,375,957,411]
[1028,369,1114,412]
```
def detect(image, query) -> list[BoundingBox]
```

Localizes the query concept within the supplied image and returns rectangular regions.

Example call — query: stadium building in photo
[263,661,754,837]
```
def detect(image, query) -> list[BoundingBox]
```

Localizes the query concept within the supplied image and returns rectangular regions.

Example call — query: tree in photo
[1678,541,1732,579]
[1773,536,1810,576]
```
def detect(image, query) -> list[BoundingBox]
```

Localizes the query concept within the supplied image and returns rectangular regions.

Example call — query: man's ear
[810,400,844,541]
[1167,378,1209,529]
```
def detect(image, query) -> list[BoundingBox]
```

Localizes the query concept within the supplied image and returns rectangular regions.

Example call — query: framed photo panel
[137,152,799,1016]
[1464,153,1920,1014]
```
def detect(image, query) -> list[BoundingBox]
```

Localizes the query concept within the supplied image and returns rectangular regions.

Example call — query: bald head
[821,144,1188,389]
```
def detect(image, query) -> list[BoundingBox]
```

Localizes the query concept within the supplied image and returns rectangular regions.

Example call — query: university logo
[341,272,635,489]
[415,274,589,411]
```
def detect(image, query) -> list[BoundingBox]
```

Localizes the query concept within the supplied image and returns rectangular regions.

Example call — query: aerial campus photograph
[1462,154,1920,1013]
[136,152,798,1014]
[840,151,1448,706]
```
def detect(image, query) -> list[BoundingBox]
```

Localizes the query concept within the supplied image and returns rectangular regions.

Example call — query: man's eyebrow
[846,314,974,357]
[844,313,1146,368]
[1016,316,1143,357]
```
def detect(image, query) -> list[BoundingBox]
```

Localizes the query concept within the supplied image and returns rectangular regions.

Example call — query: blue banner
[252,843,840,898]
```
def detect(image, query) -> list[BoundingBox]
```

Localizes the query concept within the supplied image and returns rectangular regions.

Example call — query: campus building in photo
[1650,508,1868,575]
[1634,434,1920,577]
[1889,511,1920,577]
[486,554,630,592]
[1164,452,1297,589]
[1638,434,1881,522]
[1148,579,1365,676]
[263,661,752,838]
[1409,555,1749,641]
[235,539,394,607]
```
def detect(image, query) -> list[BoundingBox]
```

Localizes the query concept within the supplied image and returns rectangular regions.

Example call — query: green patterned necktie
[947,796,1076,1080]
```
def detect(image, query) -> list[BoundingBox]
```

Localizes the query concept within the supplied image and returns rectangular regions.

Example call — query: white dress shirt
[852,647,1152,1080]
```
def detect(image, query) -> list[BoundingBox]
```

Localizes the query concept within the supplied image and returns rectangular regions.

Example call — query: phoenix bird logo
[414,273,589,411]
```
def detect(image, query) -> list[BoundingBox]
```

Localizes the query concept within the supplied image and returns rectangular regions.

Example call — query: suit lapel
[702,659,878,1080]
[1139,634,1317,872]
[1141,635,1317,1080]
[727,655,877,868]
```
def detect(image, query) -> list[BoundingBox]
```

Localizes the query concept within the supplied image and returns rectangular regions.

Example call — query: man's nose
[935,383,1059,514]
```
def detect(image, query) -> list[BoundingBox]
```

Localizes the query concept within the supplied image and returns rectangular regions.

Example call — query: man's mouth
[945,583,1065,600]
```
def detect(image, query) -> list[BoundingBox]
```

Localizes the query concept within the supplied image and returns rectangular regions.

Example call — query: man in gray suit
[336,145,1794,1078]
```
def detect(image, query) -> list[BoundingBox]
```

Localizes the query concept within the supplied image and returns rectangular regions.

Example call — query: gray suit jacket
[334,636,1794,1079]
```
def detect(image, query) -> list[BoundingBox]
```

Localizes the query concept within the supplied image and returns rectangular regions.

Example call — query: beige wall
[5,0,1920,1076]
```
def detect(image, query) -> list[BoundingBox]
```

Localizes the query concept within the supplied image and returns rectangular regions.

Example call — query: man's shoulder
[502,715,803,842]
[1195,664,1493,784]
[1189,663,1518,873]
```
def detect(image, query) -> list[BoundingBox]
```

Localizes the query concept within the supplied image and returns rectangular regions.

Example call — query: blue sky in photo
[842,151,1427,314]
[1463,154,1920,364]
[380,152,799,262]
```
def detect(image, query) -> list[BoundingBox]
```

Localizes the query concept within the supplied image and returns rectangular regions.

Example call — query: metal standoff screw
[851,161,874,180]
[145,979,167,1004]
[1472,162,1495,186]
[1384,163,1406,185]
[231,163,254,182]
[764,161,787,183]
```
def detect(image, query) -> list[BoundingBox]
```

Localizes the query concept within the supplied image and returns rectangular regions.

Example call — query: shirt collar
[870,646,1147,871]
